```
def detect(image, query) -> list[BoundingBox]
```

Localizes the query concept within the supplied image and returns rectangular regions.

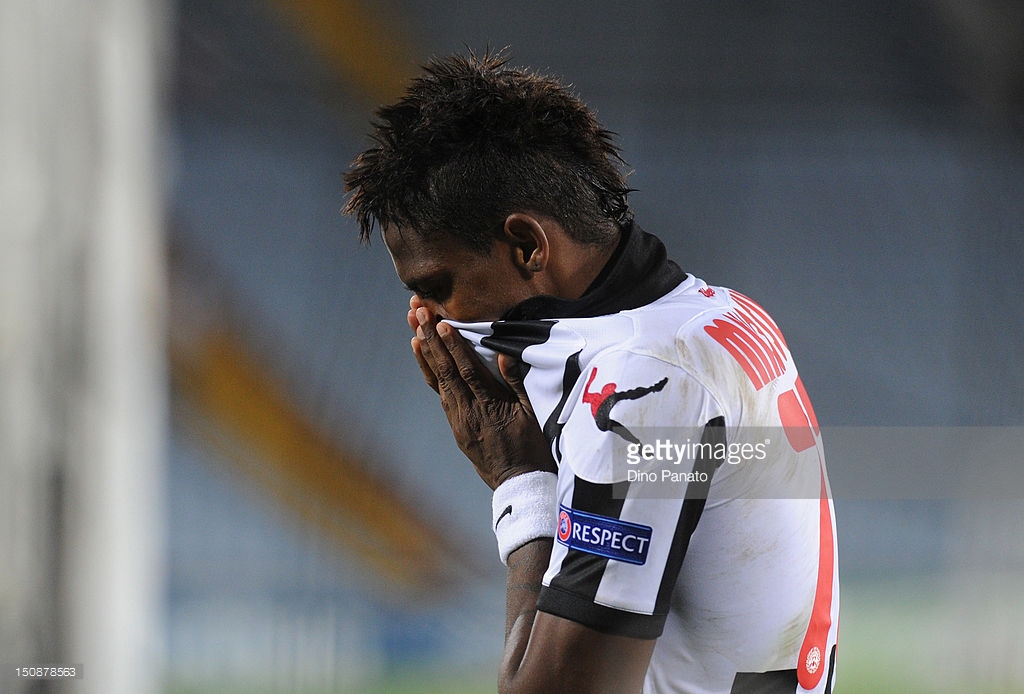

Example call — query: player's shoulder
[619,275,737,340]
[633,279,791,363]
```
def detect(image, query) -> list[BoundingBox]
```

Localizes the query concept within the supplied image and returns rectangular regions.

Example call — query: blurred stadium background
[2,0,1023,692]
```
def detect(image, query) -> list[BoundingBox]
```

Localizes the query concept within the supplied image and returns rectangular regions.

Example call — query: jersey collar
[501,221,686,321]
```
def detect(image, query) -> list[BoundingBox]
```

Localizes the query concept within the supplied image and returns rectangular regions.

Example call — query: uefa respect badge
[556,505,652,565]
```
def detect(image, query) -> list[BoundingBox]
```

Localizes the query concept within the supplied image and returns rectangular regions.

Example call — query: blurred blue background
[165,1,1024,692]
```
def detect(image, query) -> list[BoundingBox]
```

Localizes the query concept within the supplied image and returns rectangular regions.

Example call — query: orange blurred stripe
[267,0,418,104]
[171,330,466,596]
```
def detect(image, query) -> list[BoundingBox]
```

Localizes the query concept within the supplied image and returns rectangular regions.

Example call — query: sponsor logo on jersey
[556,505,652,565]
[805,646,822,675]
[582,367,668,444]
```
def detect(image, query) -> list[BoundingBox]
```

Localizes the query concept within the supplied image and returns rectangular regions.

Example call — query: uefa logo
[557,509,572,543]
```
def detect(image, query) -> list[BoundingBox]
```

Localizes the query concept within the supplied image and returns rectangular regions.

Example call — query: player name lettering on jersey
[557,506,652,565]
[704,291,789,391]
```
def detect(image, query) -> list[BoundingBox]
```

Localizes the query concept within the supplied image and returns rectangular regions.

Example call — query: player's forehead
[382,224,456,280]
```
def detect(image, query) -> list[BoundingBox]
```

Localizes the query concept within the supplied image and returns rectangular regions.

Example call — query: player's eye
[408,278,452,304]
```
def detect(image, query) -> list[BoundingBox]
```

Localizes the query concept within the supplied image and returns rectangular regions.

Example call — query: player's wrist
[491,471,558,565]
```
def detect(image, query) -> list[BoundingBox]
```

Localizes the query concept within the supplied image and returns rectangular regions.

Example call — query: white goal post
[0,1,168,693]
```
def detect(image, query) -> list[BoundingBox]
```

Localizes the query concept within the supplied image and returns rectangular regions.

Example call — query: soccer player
[344,52,839,694]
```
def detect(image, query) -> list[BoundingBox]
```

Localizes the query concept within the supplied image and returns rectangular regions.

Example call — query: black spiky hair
[344,50,632,251]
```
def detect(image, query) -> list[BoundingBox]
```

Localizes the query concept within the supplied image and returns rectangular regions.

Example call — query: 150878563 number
[8,664,83,679]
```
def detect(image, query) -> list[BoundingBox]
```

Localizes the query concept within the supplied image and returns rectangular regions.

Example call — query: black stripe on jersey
[536,418,727,640]
[480,319,556,380]
[549,477,626,596]
[729,669,798,694]
[824,644,837,693]
[653,416,726,614]
[479,321,581,463]
[543,350,582,461]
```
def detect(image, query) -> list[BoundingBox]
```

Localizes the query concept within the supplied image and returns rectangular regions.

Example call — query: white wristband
[491,471,558,565]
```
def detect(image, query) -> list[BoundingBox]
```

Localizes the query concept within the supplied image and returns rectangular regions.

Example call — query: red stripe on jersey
[797,469,836,691]
[777,377,819,453]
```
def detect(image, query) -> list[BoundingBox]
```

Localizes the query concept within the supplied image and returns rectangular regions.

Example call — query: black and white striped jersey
[449,223,840,694]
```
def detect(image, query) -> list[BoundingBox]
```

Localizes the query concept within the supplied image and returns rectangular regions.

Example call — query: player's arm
[500,538,655,694]
[410,307,655,693]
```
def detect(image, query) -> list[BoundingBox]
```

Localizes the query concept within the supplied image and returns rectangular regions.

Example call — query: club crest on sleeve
[556,505,653,565]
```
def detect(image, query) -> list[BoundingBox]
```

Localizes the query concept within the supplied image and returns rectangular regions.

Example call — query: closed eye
[403,276,452,303]
[403,283,431,300]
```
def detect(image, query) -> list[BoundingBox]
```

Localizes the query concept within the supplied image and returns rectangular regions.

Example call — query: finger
[408,296,434,334]
[436,321,502,399]
[406,299,439,390]
[416,309,473,401]
[411,336,439,392]
[498,353,533,409]
[497,352,524,389]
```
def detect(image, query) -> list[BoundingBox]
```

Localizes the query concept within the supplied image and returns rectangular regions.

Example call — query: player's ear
[503,212,549,275]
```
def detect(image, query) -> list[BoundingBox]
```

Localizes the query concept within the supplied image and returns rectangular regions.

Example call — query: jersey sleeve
[536,351,725,639]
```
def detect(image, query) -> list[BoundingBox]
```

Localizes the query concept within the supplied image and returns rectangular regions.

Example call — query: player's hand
[408,298,555,490]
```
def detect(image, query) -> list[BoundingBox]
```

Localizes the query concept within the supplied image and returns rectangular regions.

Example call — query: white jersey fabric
[448,223,839,694]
